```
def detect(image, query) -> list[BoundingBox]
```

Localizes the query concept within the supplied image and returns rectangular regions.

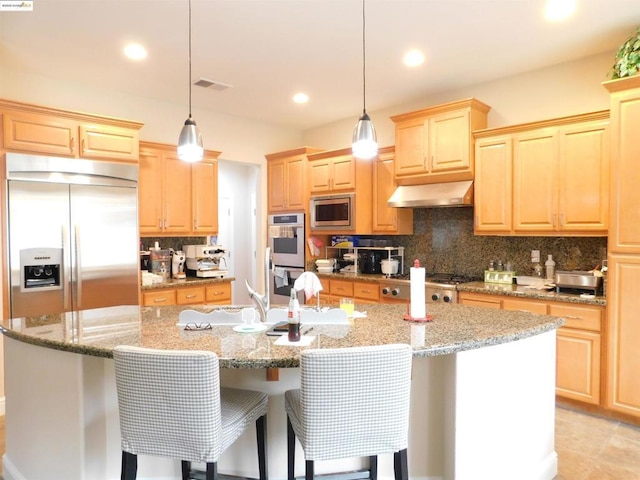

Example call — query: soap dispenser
[545,255,556,281]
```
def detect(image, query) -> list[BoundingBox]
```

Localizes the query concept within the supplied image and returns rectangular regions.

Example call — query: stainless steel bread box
[555,271,602,295]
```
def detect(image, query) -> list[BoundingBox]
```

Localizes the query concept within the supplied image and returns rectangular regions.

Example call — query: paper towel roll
[410,260,426,319]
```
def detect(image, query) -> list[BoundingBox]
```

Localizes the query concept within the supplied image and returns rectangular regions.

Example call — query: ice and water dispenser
[19,247,62,292]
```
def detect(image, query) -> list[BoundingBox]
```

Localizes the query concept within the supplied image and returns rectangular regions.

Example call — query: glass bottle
[287,288,301,342]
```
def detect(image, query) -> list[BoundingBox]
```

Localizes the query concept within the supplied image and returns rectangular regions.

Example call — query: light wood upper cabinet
[391,98,490,185]
[474,111,610,236]
[513,128,559,232]
[266,147,322,213]
[192,157,219,233]
[372,146,413,234]
[605,77,640,254]
[308,151,356,194]
[474,136,513,233]
[139,141,220,236]
[0,100,141,162]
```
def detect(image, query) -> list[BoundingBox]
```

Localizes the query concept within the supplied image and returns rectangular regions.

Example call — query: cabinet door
[138,149,165,234]
[79,124,139,162]
[558,122,609,232]
[513,129,558,232]
[286,157,307,210]
[395,119,427,176]
[606,254,640,416]
[267,158,287,211]
[474,136,513,233]
[353,281,379,302]
[163,153,192,233]
[331,157,356,191]
[329,279,354,298]
[192,159,218,234]
[429,109,470,173]
[373,154,398,232]
[609,88,640,253]
[556,328,601,404]
[308,160,332,193]
[205,283,232,304]
[2,111,77,156]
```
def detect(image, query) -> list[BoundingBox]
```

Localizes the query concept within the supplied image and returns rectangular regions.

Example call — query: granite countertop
[141,276,235,291]
[457,281,606,307]
[0,302,563,368]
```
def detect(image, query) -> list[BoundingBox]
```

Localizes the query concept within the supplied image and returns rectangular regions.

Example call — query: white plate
[233,324,268,333]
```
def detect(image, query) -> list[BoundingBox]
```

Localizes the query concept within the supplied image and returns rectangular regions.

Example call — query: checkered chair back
[113,346,223,463]
[299,344,413,461]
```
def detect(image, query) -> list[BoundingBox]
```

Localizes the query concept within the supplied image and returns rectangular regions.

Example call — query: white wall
[301,51,616,149]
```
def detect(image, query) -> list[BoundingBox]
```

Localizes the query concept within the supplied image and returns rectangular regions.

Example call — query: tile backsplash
[371,207,607,278]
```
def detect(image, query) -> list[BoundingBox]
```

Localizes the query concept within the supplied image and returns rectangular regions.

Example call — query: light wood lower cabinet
[315,277,381,305]
[458,291,603,405]
[142,282,232,307]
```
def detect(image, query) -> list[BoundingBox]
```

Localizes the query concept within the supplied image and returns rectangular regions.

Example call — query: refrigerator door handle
[62,225,70,311]
[74,225,82,309]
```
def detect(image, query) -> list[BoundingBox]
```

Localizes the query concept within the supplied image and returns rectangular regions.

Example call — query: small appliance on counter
[555,270,603,296]
[184,244,229,278]
[171,250,186,279]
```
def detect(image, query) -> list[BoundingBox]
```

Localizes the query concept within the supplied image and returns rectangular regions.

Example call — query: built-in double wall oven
[267,213,305,305]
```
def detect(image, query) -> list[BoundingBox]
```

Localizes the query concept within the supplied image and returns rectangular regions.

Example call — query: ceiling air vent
[194,78,232,91]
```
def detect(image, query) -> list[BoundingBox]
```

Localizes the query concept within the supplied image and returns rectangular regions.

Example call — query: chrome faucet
[245,247,271,322]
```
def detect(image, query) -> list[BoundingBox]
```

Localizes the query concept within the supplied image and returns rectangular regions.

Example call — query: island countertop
[1,302,564,368]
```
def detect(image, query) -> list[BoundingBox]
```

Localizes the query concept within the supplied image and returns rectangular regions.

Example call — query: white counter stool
[284,344,413,480]
[113,345,269,480]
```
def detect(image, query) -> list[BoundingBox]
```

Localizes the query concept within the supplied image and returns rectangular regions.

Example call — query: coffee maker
[184,245,229,278]
[171,250,186,279]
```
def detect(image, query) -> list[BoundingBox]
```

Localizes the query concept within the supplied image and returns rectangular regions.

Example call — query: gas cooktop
[384,272,480,285]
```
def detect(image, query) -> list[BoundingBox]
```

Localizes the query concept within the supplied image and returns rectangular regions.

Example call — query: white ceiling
[1,0,639,130]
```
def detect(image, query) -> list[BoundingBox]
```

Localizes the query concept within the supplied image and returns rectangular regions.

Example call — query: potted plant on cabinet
[611,26,640,79]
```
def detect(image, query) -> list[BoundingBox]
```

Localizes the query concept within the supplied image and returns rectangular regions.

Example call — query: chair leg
[256,414,268,480]
[181,461,191,480]
[287,416,295,480]
[205,462,217,480]
[369,455,378,480]
[393,449,408,480]
[305,460,314,480]
[121,451,137,480]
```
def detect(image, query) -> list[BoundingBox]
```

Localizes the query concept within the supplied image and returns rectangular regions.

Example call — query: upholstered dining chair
[113,345,269,480]
[284,344,413,480]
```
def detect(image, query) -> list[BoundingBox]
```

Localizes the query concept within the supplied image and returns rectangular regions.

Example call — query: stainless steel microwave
[310,193,354,229]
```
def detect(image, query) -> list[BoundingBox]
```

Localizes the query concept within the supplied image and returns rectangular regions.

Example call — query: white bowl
[315,259,334,267]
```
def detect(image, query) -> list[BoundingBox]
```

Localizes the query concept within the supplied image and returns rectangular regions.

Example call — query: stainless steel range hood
[387,180,473,208]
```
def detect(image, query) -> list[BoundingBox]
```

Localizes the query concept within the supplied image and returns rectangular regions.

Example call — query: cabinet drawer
[548,303,602,332]
[353,281,379,301]
[205,283,232,304]
[330,279,354,297]
[502,297,548,314]
[458,292,501,309]
[143,289,176,306]
[176,287,205,305]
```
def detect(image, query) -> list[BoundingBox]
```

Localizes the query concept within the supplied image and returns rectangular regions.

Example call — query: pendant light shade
[177,0,203,163]
[352,0,378,160]
[352,111,378,160]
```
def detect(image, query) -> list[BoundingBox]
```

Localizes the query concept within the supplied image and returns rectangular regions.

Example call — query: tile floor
[0,406,638,479]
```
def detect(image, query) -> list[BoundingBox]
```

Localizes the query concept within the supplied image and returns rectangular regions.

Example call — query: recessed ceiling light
[544,0,576,21]
[293,92,309,104]
[124,43,147,60]
[403,49,425,67]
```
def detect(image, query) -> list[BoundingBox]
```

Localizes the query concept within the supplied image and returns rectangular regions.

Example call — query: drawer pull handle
[185,294,196,299]
[213,291,223,295]
[565,315,583,320]
[153,297,167,303]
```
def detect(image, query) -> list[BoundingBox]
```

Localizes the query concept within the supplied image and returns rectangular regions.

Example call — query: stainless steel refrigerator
[6,153,140,319]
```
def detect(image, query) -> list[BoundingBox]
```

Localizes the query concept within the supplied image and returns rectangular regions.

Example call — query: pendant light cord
[188,0,193,118]
[361,0,367,114]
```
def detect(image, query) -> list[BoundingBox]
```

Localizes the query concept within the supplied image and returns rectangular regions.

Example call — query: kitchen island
[1,303,563,480]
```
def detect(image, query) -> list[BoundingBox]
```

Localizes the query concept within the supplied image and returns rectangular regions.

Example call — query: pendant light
[351,0,378,160]
[177,0,204,162]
